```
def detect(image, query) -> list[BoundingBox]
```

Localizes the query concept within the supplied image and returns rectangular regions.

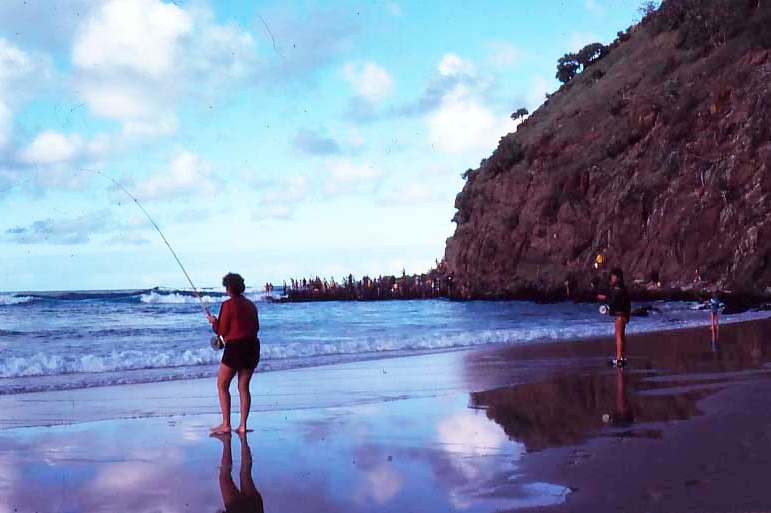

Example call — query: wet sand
[1,316,770,512]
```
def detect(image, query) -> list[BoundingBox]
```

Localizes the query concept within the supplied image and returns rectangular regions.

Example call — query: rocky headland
[444,0,771,304]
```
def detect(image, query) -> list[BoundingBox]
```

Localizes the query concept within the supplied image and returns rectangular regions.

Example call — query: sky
[0,0,648,292]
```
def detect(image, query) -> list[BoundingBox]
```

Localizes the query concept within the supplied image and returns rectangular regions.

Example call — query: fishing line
[83,168,212,318]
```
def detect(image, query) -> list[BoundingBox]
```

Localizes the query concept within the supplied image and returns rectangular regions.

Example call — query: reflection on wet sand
[468,319,771,452]
[214,432,264,513]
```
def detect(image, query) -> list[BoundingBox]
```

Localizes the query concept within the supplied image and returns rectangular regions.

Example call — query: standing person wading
[598,268,631,367]
[207,273,261,434]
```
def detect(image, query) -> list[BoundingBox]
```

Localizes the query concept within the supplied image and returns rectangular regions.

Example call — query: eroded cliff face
[444,0,771,300]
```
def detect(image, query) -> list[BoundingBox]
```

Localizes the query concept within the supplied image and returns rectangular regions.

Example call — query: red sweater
[213,296,259,342]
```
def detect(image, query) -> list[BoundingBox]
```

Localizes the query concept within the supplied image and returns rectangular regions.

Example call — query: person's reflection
[602,367,634,427]
[214,431,265,513]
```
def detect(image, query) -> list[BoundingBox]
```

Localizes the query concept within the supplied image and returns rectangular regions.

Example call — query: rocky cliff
[444,0,771,300]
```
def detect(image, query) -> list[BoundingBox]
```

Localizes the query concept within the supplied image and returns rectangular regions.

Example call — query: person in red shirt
[208,273,260,434]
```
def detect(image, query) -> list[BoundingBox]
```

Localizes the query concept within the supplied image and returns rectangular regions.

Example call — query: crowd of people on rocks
[263,261,456,301]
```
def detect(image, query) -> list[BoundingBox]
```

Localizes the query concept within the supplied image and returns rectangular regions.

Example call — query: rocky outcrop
[444,0,771,300]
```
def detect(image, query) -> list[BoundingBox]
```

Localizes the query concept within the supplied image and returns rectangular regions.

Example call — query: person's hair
[222,273,246,295]
[609,267,624,283]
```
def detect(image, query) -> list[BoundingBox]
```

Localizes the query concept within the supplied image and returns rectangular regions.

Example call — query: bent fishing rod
[85,169,212,318]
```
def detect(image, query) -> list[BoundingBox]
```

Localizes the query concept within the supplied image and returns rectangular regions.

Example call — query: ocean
[0,288,767,395]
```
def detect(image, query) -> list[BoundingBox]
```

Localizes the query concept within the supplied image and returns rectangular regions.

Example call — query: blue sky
[0,0,647,291]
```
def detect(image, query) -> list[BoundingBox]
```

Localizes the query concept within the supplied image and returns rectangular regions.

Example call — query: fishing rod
[85,169,212,318]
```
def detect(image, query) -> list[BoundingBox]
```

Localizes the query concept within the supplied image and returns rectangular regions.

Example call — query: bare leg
[212,363,237,433]
[238,431,258,497]
[614,316,627,360]
[236,367,255,433]
[215,433,238,508]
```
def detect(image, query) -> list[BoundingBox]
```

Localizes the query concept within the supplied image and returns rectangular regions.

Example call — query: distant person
[707,293,723,342]
[597,268,631,366]
[207,273,260,434]
[213,431,264,513]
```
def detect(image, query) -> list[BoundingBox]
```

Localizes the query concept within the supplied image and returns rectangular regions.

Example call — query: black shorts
[221,338,260,370]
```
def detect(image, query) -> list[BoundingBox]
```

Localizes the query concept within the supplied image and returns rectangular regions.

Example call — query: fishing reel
[599,304,610,315]
[210,335,225,351]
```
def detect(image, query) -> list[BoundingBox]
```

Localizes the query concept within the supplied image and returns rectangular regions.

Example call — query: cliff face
[444,0,771,300]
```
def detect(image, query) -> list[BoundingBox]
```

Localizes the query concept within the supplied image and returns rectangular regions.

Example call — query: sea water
[0,288,767,395]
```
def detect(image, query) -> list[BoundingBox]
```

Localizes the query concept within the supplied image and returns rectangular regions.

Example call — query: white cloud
[0,38,36,82]
[71,0,257,133]
[18,130,109,166]
[0,101,11,151]
[0,38,54,153]
[324,157,381,194]
[134,150,216,200]
[428,85,515,154]
[343,61,394,103]
[19,131,82,164]
[438,53,475,78]
[73,0,192,77]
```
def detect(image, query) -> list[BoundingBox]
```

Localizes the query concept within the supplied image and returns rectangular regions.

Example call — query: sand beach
[1,317,770,512]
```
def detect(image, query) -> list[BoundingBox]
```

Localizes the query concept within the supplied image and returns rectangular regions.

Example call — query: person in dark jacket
[598,268,631,366]
[208,273,260,434]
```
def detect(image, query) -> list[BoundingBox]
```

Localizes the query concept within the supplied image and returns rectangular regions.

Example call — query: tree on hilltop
[556,43,608,83]
[511,107,529,121]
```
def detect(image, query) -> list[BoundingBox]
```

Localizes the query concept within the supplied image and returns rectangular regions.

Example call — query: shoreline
[1,317,770,511]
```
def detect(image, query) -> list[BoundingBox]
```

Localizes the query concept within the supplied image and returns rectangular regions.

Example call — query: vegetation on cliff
[444,0,771,301]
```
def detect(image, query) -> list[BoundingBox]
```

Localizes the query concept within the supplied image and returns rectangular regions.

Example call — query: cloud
[72,0,192,77]
[14,130,112,190]
[396,53,486,117]
[438,53,475,78]
[5,209,120,245]
[248,174,308,220]
[0,101,11,152]
[323,157,381,195]
[0,38,55,153]
[134,150,216,200]
[71,0,258,133]
[19,131,85,164]
[342,61,395,122]
[428,85,516,154]
[293,128,342,155]
[343,61,394,103]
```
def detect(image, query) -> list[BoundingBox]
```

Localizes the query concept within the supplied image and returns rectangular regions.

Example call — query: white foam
[0,347,221,378]
[139,291,223,304]
[0,294,34,306]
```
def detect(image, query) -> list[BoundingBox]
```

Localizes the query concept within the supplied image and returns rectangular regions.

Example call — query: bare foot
[235,426,248,434]
[210,423,231,434]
